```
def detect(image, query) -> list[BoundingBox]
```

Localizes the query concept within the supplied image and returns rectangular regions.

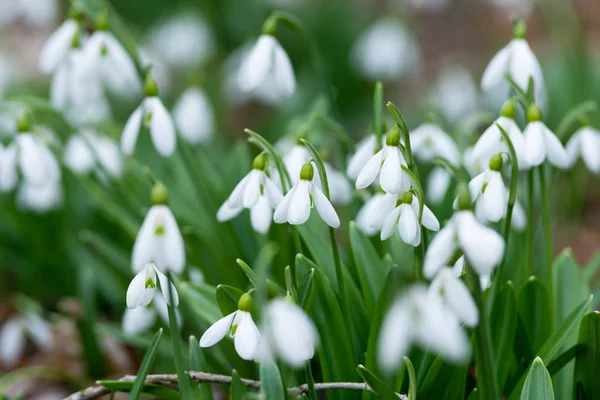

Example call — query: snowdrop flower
[424,184,505,278]
[121,73,176,157]
[351,18,420,82]
[452,256,493,291]
[126,263,179,310]
[64,130,123,179]
[122,295,182,336]
[173,86,214,145]
[200,293,261,361]
[410,123,460,166]
[17,179,62,213]
[522,104,569,168]
[132,183,185,274]
[426,167,452,205]
[39,18,81,74]
[0,312,52,367]
[566,124,600,173]
[431,65,478,124]
[261,298,318,368]
[325,163,352,205]
[355,192,386,236]
[378,285,470,373]
[238,32,295,100]
[463,154,508,223]
[356,126,411,194]
[274,161,340,228]
[147,14,215,70]
[378,191,440,246]
[471,100,528,170]
[481,20,545,107]
[347,135,378,180]
[217,153,283,234]
[428,267,479,327]
[0,0,58,28]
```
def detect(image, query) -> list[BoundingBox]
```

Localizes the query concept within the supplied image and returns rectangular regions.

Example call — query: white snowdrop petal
[121,105,144,155]
[369,193,397,230]
[0,318,25,367]
[199,312,236,348]
[423,224,456,278]
[456,211,505,276]
[238,35,274,93]
[543,126,569,169]
[226,173,252,209]
[523,122,546,167]
[511,200,527,232]
[155,268,179,307]
[243,170,262,208]
[356,149,383,189]
[418,201,440,231]
[508,40,543,96]
[263,176,284,209]
[273,41,296,97]
[481,172,507,223]
[471,122,501,163]
[288,181,311,225]
[427,167,451,204]
[234,312,261,360]
[313,186,340,228]
[347,135,376,179]
[565,132,581,168]
[0,144,18,191]
[17,135,47,186]
[159,206,185,274]
[443,272,479,327]
[377,298,411,373]
[273,185,296,224]
[132,206,162,272]
[40,20,79,74]
[380,147,402,194]
[95,136,123,178]
[122,306,157,336]
[250,196,273,234]
[481,44,511,89]
[380,206,401,241]
[580,129,600,173]
[126,267,156,309]
[217,202,243,222]
[147,98,176,157]
[64,136,95,174]
[173,87,214,144]
[398,204,418,246]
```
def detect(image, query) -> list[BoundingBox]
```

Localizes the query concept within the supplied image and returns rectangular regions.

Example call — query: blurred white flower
[410,123,460,165]
[132,205,185,274]
[147,14,215,70]
[426,167,451,205]
[121,96,176,157]
[138,49,173,94]
[281,143,310,185]
[431,65,478,123]
[566,126,600,173]
[378,285,470,373]
[351,18,420,82]
[523,116,568,169]
[17,179,62,213]
[274,162,340,228]
[126,263,179,309]
[347,135,378,180]
[428,267,479,327]
[173,86,214,145]
[463,157,508,223]
[452,255,493,291]
[64,130,123,179]
[122,295,182,336]
[0,0,58,28]
[39,19,80,74]
[238,34,296,100]
[0,313,52,367]
[356,192,386,236]
[472,115,527,170]
[424,210,505,278]
[261,298,318,368]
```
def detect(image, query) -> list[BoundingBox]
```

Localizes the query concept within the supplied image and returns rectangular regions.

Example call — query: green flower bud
[500,100,516,119]
[252,153,267,171]
[385,125,401,147]
[16,112,32,133]
[262,17,278,36]
[401,191,413,204]
[151,182,168,205]
[71,29,82,49]
[512,19,527,39]
[527,104,542,122]
[457,183,471,211]
[489,154,503,171]
[95,9,109,31]
[238,293,253,312]
[144,72,159,97]
[300,162,314,181]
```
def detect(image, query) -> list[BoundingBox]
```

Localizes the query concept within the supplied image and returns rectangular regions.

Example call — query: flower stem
[465,262,499,400]
[373,82,383,152]
[304,362,318,400]
[539,165,554,306]
[527,168,535,278]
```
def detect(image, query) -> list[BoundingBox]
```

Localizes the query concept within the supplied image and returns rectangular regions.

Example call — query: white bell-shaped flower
[356,127,411,194]
[17,179,63,213]
[566,125,600,173]
[355,192,386,236]
[217,153,283,234]
[522,105,568,169]
[463,154,508,223]
[410,123,460,166]
[262,298,318,368]
[200,293,261,361]
[378,191,440,246]
[122,295,182,336]
[428,267,479,327]
[173,86,214,145]
[347,135,378,180]
[126,263,179,309]
[378,285,470,373]
[39,19,80,74]
[274,162,340,228]
[426,167,452,205]
[121,74,176,157]
[351,18,420,82]
[430,65,478,124]
[65,130,123,179]
[424,186,505,278]
[238,34,295,100]
[0,312,52,367]
[132,195,185,274]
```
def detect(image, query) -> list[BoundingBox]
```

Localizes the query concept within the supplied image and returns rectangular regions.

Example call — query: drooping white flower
[261,298,318,368]
[274,162,340,228]
[428,267,479,327]
[39,19,80,74]
[217,153,283,234]
[347,135,378,180]
[200,293,261,361]
[378,285,470,373]
[410,123,460,166]
[325,163,352,205]
[17,179,62,213]
[426,167,452,205]
[122,295,182,336]
[462,154,508,223]
[356,127,411,194]
[132,203,185,274]
[0,313,52,367]
[351,18,420,82]
[430,65,478,124]
[126,263,179,310]
[355,192,386,236]
[65,130,123,179]
[566,125,600,173]
[424,189,505,278]
[173,86,214,145]
[522,105,568,169]
[238,34,296,100]
[121,75,176,157]
[0,0,58,28]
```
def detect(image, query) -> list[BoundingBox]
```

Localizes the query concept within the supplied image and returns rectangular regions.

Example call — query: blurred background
[0,0,599,398]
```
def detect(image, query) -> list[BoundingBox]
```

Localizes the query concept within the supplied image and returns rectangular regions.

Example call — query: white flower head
[566,125,600,173]
[238,34,296,100]
[356,127,411,194]
[122,295,182,336]
[126,263,179,309]
[200,293,261,361]
[429,267,479,327]
[426,166,452,205]
[410,123,460,166]
[430,65,478,124]
[347,135,378,180]
[274,161,340,228]
[217,153,283,234]
[522,105,568,169]
[173,86,214,145]
[17,179,63,213]
[132,202,185,274]
[0,313,52,367]
[39,19,81,74]
[351,18,420,82]
[355,192,386,236]
[261,298,318,368]
[378,285,470,373]
[65,130,123,179]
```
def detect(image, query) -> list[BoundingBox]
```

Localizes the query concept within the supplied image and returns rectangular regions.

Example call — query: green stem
[539,165,554,308]
[527,169,535,278]
[305,362,318,400]
[373,82,383,152]
[465,263,499,400]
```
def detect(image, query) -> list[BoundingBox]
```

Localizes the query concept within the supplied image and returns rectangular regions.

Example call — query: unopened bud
[252,153,267,171]
[500,100,516,119]
[300,162,314,181]
[238,293,253,312]
[401,191,413,204]
[385,125,401,147]
[151,182,168,205]
[262,17,278,36]
[489,154,503,172]
[527,104,542,122]
[144,72,159,97]
[16,112,32,133]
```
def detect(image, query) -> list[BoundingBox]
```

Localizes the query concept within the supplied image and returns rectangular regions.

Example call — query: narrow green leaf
[188,336,213,400]
[583,251,600,283]
[491,281,518,391]
[403,357,417,400]
[417,356,456,399]
[517,277,552,353]
[467,388,480,400]
[520,357,554,400]
[574,311,600,400]
[297,268,315,309]
[216,284,244,315]
[260,362,285,400]
[129,328,163,400]
[357,365,399,400]
[236,258,259,288]
[231,369,247,399]
[98,381,180,400]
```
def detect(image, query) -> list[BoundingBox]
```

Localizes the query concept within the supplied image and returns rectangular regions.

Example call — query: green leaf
[403,357,417,400]
[555,101,598,139]
[129,328,163,400]
[98,381,180,400]
[583,251,600,283]
[357,365,399,400]
[297,268,315,309]
[216,284,244,315]
[574,311,600,400]
[417,356,456,399]
[188,336,213,400]
[517,277,552,353]
[236,258,259,288]
[178,282,222,327]
[260,362,285,400]
[231,369,247,400]
[520,357,554,400]
[467,388,479,400]
[491,281,518,391]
